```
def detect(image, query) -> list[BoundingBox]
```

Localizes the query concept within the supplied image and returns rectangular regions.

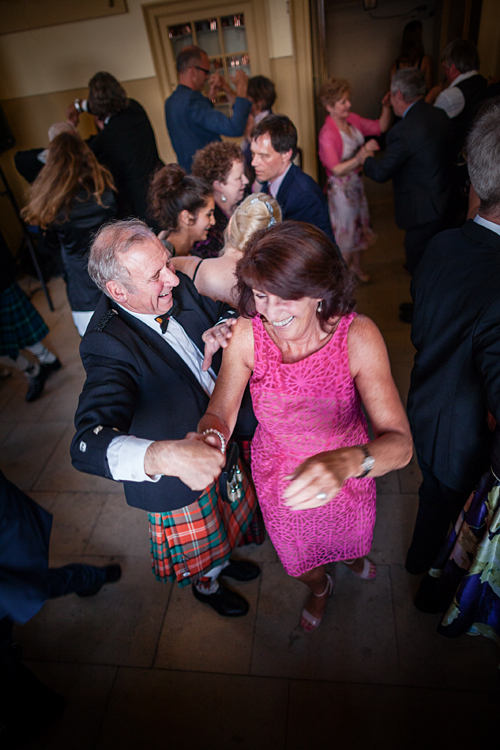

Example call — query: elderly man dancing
[71,220,261,617]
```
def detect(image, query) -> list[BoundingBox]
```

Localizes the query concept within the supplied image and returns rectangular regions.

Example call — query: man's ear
[282,148,293,164]
[106,280,128,304]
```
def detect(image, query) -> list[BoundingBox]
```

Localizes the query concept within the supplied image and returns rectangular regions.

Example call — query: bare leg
[350,250,369,282]
[296,565,331,628]
[343,556,376,579]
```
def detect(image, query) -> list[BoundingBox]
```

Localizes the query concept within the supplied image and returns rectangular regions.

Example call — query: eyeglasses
[194,65,210,75]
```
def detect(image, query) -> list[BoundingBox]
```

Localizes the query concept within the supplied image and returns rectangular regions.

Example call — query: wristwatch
[358,444,375,478]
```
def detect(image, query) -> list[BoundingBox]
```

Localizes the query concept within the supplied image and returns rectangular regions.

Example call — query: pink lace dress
[250,312,376,576]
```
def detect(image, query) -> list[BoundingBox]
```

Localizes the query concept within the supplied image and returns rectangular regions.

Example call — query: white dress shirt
[474,214,500,237]
[107,306,216,483]
[434,70,480,119]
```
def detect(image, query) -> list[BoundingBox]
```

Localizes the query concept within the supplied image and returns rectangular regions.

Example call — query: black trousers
[405,456,472,574]
[404,218,445,276]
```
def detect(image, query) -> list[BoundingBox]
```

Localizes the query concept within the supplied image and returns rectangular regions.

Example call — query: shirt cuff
[107,435,161,482]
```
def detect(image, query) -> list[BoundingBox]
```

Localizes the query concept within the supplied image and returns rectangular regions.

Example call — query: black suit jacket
[407,220,500,492]
[89,99,162,222]
[364,99,454,230]
[70,273,256,512]
[273,164,335,242]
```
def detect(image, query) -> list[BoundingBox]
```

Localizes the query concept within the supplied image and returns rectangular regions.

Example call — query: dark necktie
[155,299,180,333]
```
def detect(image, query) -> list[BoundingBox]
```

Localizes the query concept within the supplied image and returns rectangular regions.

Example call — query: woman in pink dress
[318,78,391,282]
[198,222,412,631]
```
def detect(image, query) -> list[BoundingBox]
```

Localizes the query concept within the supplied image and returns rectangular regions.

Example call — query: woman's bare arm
[198,317,255,449]
[192,253,240,305]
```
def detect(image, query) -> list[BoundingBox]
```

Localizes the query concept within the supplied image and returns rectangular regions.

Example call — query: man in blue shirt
[165,46,251,172]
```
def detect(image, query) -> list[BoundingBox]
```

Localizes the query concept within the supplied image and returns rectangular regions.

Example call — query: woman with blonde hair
[22,131,116,335]
[317,77,391,282]
[173,193,281,305]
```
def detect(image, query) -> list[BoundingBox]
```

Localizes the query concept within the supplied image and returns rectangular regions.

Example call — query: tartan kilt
[0,282,49,357]
[148,456,264,587]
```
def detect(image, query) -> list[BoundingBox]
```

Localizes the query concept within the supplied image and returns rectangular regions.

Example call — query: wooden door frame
[143,0,271,102]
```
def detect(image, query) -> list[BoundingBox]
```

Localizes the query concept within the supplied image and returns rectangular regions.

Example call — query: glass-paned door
[167,12,251,116]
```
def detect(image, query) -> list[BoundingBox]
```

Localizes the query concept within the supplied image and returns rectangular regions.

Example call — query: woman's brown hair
[21,132,115,229]
[235,221,355,330]
[148,164,212,234]
[191,142,244,186]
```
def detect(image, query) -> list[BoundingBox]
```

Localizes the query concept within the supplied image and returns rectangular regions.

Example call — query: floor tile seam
[151,585,174,669]
[27,420,73,491]
[284,679,291,750]
[92,664,120,750]
[82,493,118,555]
[247,573,263,674]
[20,657,500,695]
[388,563,403,684]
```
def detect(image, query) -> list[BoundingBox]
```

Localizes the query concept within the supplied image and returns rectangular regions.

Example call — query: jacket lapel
[112,302,210,396]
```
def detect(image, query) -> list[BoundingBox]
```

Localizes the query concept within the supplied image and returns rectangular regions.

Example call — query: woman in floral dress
[318,78,391,282]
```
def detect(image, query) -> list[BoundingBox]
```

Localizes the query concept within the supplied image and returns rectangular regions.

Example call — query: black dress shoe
[42,357,62,373]
[192,583,249,616]
[25,365,49,402]
[76,564,122,597]
[221,559,260,581]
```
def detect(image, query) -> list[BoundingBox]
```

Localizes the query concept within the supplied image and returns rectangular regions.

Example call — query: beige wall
[0,0,303,252]
[478,0,500,79]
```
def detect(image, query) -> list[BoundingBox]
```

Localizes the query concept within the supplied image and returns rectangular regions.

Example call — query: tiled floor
[1,182,499,749]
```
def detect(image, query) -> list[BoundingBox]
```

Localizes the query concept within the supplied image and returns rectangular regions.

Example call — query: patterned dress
[327,126,376,256]
[249,313,377,576]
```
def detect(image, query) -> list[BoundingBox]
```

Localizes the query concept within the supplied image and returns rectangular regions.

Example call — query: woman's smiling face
[252,290,322,340]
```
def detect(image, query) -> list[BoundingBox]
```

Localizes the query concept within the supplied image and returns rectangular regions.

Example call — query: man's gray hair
[88,219,157,296]
[467,102,500,213]
[441,39,479,74]
[176,45,204,73]
[390,68,426,102]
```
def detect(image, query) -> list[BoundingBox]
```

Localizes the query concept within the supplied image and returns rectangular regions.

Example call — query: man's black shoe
[42,357,62,373]
[192,583,249,616]
[25,365,49,402]
[221,559,260,581]
[76,563,122,597]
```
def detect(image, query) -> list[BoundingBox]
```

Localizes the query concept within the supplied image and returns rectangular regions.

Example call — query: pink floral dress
[327,127,376,256]
[249,312,376,576]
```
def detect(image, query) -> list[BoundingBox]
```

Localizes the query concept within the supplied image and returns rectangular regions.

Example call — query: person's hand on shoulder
[202,317,237,371]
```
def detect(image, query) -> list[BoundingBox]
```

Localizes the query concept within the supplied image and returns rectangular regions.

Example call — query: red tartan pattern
[148,457,263,587]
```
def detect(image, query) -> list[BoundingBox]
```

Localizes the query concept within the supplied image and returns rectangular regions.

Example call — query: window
[143,0,271,117]
[168,13,250,116]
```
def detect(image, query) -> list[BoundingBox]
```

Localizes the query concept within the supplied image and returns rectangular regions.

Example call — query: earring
[221,194,227,202]
[317,300,324,313]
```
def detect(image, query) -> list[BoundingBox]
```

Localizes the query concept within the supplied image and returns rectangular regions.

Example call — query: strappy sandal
[343,557,377,579]
[300,573,333,633]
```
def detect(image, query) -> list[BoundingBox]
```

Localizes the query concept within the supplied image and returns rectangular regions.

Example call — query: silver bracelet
[201,428,226,455]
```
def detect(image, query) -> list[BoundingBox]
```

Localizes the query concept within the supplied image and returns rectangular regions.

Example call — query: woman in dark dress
[22,132,116,335]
